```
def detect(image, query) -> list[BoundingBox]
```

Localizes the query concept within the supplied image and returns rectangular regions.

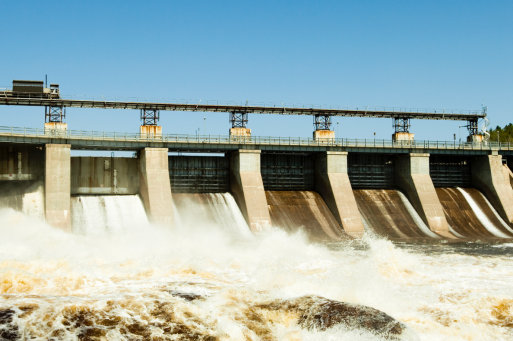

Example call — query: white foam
[397,191,440,238]
[21,183,45,220]
[448,225,466,238]
[457,188,510,238]
[477,190,513,234]
[71,195,148,236]
[173,192,253,239]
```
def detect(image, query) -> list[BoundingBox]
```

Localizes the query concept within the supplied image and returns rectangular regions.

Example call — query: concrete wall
[472,155,513,224]
[230,150,271,233]
[395,153,450,236]
[314,151,365,238]
[139,148,174,227]
[503,164,513,189]
[70,157,139,194]
[45,144,71,231]
[0,145,44,180]
[313,130,335,139]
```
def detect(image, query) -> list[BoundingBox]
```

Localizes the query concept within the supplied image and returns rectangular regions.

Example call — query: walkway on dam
[0,125,510,155]
[0,91,484,120]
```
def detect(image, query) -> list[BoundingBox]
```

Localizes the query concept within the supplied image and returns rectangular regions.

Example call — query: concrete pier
[467,134,484,143]
[230,150,271,233]
[45,144,71,231]
[395,153,450,235]
[313,130,335,140]
[139,148,174,226]
[230,128,251,137]
[392,132,414,141]
[314,151,365,238]
[472,155,513,224]
[140,125,162,138]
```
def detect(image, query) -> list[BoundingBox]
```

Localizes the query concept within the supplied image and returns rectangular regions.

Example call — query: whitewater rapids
[1,197,513,339]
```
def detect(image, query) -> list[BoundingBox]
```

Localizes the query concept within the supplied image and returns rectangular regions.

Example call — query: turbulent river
[1,194,513,340]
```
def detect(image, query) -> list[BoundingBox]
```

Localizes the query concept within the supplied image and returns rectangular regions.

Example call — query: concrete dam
[2,143,513,241]
[2,86,513,338]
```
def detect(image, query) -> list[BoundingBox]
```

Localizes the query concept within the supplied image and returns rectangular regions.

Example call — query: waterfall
[172,192,253,239]
[457,188,511,238]
[71,195,149,236]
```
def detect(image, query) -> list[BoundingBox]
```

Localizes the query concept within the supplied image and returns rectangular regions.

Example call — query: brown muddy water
[0,193,513,340]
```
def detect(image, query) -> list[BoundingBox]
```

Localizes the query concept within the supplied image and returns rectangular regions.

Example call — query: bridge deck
[0,91,484,121]
[0,126,508,155]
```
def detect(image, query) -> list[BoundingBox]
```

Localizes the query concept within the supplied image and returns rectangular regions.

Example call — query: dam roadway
[0,125,510,155]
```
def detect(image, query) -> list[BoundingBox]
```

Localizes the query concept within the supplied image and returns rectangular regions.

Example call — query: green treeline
[488,124,513,142]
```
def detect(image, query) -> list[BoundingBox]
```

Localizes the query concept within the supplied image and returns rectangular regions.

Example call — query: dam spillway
[1,144,513,241]
[266,191,347,240]
[70,195,148,236]
[355,189,439,240]
[436,187,513,239]
[3,143,513,339]
[172,192,253,238]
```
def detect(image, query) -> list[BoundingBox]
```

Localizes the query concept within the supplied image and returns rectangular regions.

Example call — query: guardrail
[0,126,508,150]
[0,87,481,115]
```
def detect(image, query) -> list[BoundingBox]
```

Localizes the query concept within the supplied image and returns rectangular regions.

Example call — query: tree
[488,124,513,143]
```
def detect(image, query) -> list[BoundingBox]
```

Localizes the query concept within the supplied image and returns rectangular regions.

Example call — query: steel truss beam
[0,95,485,121]
[230,112,248,128]
[393,117,410,133]
[467,119,479,135]
[45,106,65,123]
[140,109,160,125]
[313,114,332,130]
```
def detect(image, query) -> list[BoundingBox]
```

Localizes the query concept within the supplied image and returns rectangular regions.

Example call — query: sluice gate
[261,153,314,191]
[348,153,395,189]
[430,155,472,187]
[0,145,45,215]
[0,145,44,180]
[169,155,230,193]
[70,157,139,195]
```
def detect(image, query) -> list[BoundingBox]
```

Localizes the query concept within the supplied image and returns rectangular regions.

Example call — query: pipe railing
[0,125,508,150]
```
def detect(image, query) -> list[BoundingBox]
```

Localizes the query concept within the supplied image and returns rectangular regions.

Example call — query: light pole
[204,117,206,136]
[458,125,464,143]
[337,121,339,138]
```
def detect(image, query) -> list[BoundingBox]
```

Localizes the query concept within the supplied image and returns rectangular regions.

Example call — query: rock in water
[258,295,412,339]
[0,309,19,341]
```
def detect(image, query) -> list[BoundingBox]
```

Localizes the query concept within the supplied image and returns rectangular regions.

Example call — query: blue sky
[1,0,511,145]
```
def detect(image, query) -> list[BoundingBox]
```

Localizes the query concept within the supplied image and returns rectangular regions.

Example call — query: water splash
[457,188,510,238]
[0,202,513,339]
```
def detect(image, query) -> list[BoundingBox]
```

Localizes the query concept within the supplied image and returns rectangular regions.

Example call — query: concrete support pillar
[230,128,251,137]
[467,134,484,143]
[395,153,450,235]
[313,130,335,140]
[392,133,414,142]
[472,154,513,224]
[140,126,162,138]
[230,150,271,233]
[503,163,513,189]
[44,123,68,137]
[45,144,71,231]
[314,151,365,238]
[139,148,174,226]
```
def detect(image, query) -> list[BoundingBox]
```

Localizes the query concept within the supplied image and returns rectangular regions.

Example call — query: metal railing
[0,87,481,115]
[0,125,508,150]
